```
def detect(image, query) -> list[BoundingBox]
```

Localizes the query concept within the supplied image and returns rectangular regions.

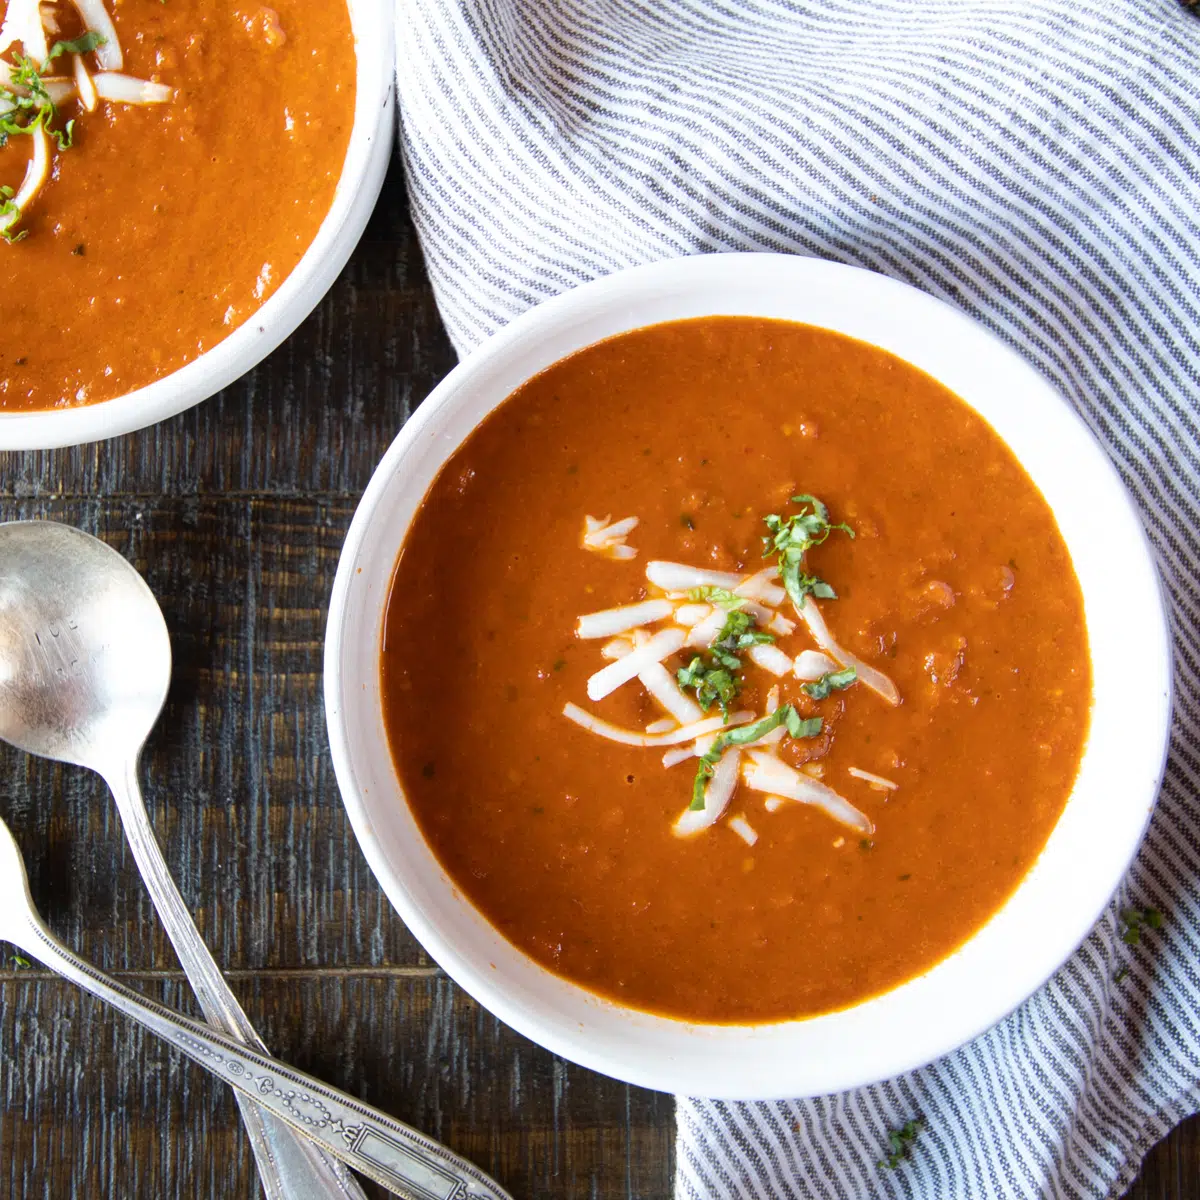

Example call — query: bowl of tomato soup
[0,0,391,448]
[325,254,1170,1098]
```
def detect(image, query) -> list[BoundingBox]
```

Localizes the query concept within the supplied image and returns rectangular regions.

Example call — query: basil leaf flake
[802,666,858,700]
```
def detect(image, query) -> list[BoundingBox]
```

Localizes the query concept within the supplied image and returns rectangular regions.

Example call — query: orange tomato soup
[0,1,355,410]
[381,317,1091,1024]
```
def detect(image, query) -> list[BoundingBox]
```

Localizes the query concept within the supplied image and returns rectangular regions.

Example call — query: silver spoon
[0,519,353,1198]
[0,809,511,1198]
[0,520,501,1200]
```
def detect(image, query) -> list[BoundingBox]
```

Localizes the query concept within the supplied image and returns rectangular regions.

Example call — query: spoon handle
[10,909,512,1200]
[106,759,365,1200]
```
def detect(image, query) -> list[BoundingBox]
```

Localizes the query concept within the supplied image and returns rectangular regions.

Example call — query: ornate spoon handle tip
[21,913,512,1200]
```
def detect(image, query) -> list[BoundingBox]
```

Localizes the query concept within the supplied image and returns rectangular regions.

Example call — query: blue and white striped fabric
[394,2,1200,1195]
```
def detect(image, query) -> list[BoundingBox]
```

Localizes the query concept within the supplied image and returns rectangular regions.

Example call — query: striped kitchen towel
[393,2,1200,1197]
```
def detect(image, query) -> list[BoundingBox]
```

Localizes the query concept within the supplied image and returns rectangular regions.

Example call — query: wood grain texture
[0,156,1190,1198]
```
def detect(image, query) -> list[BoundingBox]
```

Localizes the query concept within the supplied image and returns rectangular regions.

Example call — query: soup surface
[381,317,1091,1024]
[0,0,355,410]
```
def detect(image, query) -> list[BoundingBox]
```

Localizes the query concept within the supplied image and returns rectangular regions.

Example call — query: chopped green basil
[0,55,77,156]
[689,705,822,809]
[802,666,858,700]
[10,55,52,110]
[677,656,739,718]
[0,186,25,243]
[50,117,75,151]
[763,493,853,610]
[714,609,774,656]
[686,585,745,611]
[1119,906,1164,946]
[677,608,774,718]
[878,1119,924,1170]
[46,32,107,63]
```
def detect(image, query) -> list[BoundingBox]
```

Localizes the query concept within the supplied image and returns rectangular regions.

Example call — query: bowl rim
[324,252,1173,1099]
[0,0,394,451]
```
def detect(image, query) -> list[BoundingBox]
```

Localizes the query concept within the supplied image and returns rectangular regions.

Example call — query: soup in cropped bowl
[0,0,390,447]
[325,254,1170,1098]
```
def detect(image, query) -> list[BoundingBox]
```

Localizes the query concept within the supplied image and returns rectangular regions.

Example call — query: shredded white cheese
[736,597,778,628]
[793,649,839,681]
[661,745,695,768]
[562,704,754,748]
[792,597,901,706]
[586,626,685,701]
[645,561,744,591]
[72,53,97,112]
[0,0,48,62]
[734,567,786,607]
[638,660,704,725]
[848,766,899,791]
[69,0,122,70]
[746,642,793,677]
[0,120,48,237]
[727,814,759,846]
[644,718,677,735]
[742,750,874,835]
[599,635,633,661]
[672,602,712,627]
[581,514,638,560]
[93,72,173,104]
[576,598,672,640]
[768,611,797,637]
[673,748,741,837]
[685,606,727,649]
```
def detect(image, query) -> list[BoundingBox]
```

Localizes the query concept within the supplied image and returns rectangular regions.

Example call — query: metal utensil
[0,810,511,1198]
[0,520,355,1198]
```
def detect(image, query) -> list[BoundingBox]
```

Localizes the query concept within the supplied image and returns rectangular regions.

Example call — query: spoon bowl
[0,521,170,774]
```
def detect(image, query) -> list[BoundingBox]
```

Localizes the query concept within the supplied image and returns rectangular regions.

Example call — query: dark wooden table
[0,162,1191,1199]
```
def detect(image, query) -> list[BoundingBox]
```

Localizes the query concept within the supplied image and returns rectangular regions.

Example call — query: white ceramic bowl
[324,254,1171,1099]
[0,0,393,451]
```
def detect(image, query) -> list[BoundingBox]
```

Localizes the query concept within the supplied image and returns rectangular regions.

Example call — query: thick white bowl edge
[0,0,393,450]
[324,253,1172,1100]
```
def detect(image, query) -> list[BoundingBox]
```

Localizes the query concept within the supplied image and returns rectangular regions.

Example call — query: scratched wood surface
[0,159,1191,1199]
